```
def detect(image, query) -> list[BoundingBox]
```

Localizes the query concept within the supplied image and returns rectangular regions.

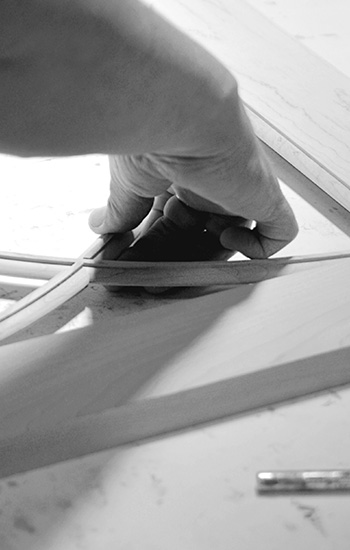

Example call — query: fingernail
[88,207,106,231]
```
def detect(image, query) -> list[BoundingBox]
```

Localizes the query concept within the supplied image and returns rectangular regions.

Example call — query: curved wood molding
[1,240,350,342]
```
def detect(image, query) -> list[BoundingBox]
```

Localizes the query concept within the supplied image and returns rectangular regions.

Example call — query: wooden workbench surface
[1,1,350,548]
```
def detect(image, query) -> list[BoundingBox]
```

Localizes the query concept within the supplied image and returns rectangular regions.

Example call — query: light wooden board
[1,260,350,476]
[147,0,350,211]
[1,346,350,478]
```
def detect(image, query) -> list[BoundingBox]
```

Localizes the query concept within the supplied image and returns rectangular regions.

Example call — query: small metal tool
[257,470,350,493]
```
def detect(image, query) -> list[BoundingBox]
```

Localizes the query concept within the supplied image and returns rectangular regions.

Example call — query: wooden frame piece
[0,252,74,280]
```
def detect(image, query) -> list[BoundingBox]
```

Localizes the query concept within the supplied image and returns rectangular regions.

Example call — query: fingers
[88,191,153,235]
[88,149,298,266]
[133,190,174,240]
[89,154,171,235]
[220,198,299,259]
[117,196,236,263]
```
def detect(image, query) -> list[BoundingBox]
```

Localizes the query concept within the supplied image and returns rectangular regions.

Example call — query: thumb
[89,154,170,235]
[220,199,298,259]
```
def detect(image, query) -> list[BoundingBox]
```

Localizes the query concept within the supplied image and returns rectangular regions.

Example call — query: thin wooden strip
[0,266,91,342]
[0,258,67,280]
[0,345,349,478]
[3,247,350,285]
[0,260,85,326]
[0,231,135,279]
[0,234,132,342]
[0,233,111,322]
[88,255,350,287]
[149,0,350,210]
[0,251,74,265]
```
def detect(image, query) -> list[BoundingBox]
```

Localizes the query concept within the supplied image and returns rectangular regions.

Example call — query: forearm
[0,0,237,156]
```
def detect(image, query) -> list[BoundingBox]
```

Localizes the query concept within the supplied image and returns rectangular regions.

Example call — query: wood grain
[0,233,132,342]
[89,254,350,287]
[1,260,350,476]
[1,346,350,478]
[147,0,350,210]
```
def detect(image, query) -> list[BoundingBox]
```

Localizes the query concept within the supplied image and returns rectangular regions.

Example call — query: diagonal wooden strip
[0,233,132,342]
[1,261,350,476]
[0,251,74,265]
[1,346,349,478]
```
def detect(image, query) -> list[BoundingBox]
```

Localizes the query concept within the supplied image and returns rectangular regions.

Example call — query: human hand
[89,89,298,262]
[0,0,297,260]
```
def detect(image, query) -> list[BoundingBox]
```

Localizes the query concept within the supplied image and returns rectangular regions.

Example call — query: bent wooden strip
[0,234,132,342]
[0,252,73,280]
[1,261,350,475]
[89,255,350,287]
[0,346,349,478]
[149,0,350,210]
[0,251,74,265]
[2,250,350,286]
